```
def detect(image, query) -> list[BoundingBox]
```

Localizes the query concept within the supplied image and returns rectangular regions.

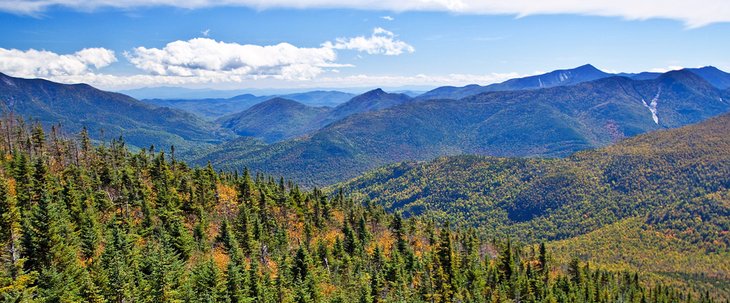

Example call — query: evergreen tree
[189,259,224,303]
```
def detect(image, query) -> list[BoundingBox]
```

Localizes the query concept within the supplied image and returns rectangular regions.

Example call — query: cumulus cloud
[325,28,414,56]
[1,0,729,28]
[0,28,421,88]
[124,29,412,80]
[125,38,341,80]
[0,47,116,78]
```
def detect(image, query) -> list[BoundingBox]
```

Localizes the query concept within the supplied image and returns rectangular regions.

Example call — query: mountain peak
[573,64,600,72]
[687,66,730,89]
[659,69,704,81]
[361,88,386,96]
[553,64,606,76]
[696,66,721,72]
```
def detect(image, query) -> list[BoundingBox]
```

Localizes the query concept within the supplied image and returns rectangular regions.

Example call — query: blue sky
[1,1,729,91]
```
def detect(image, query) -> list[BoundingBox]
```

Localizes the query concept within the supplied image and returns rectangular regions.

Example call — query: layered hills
[145,90,354,120]
[216,89,413,143]
[191,70,730,186]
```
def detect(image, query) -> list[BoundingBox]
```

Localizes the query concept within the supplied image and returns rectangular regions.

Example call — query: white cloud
[1,0,729,28]
[0,28,422,89]
[325,28,414,56]
[0,47,116,78]
[125,38,340,80]
[381,15,394,21]
[648,65,685,73]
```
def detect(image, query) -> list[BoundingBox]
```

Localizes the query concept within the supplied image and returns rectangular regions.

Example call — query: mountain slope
[0,119,704,302]
[688,66,730,89]
[216,98,331,143]
[0,73,229,150]
[319,88,412,125]
[338,110,730,242]
[417,64,611,100]
[334,100,730,298]
[193,70,730,186]
[210,89,412,144]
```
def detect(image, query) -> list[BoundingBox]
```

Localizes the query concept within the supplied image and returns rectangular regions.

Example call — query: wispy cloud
[1,0,728,27]
[381,15,394,21]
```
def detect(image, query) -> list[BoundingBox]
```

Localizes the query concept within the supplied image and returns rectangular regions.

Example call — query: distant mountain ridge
[145,91,355,120]
[417,64,730,100]
[417,64,611,100]
[216,89,413,142]
[319,88,412,125]
[191,69,730,186]
[0,72,231,150]
[3,65,730,188]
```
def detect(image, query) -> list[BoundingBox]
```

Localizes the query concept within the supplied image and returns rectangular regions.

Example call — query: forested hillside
[338,112,730,298]
[0,118,713,302]
[217,98,331,143]
[0,73,232,151]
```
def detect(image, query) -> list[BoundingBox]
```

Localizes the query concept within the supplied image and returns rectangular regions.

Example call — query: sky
[1,0,729,92]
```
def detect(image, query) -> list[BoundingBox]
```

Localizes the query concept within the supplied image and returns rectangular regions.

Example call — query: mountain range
[145,90,355,120]
[2,64,730,187]
[189,69,730,186]
[216,89,413,143]
[0,72,231,150]
[2,64,730,298]
[417,64,730,100]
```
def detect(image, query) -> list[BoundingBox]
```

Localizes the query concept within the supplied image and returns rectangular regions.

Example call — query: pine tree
[21,177,52,273]
[435,224,455,302]
[189,259,224,303]
[499,240,514,284]
[0,177,35,301]
[238,168,255,203]
[100,221,136,302]
[0,178,22,279]
[37,195,86,303]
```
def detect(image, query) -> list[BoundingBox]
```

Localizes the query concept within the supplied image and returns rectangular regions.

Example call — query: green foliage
[339,113,730,299]
[0,118,709,302]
